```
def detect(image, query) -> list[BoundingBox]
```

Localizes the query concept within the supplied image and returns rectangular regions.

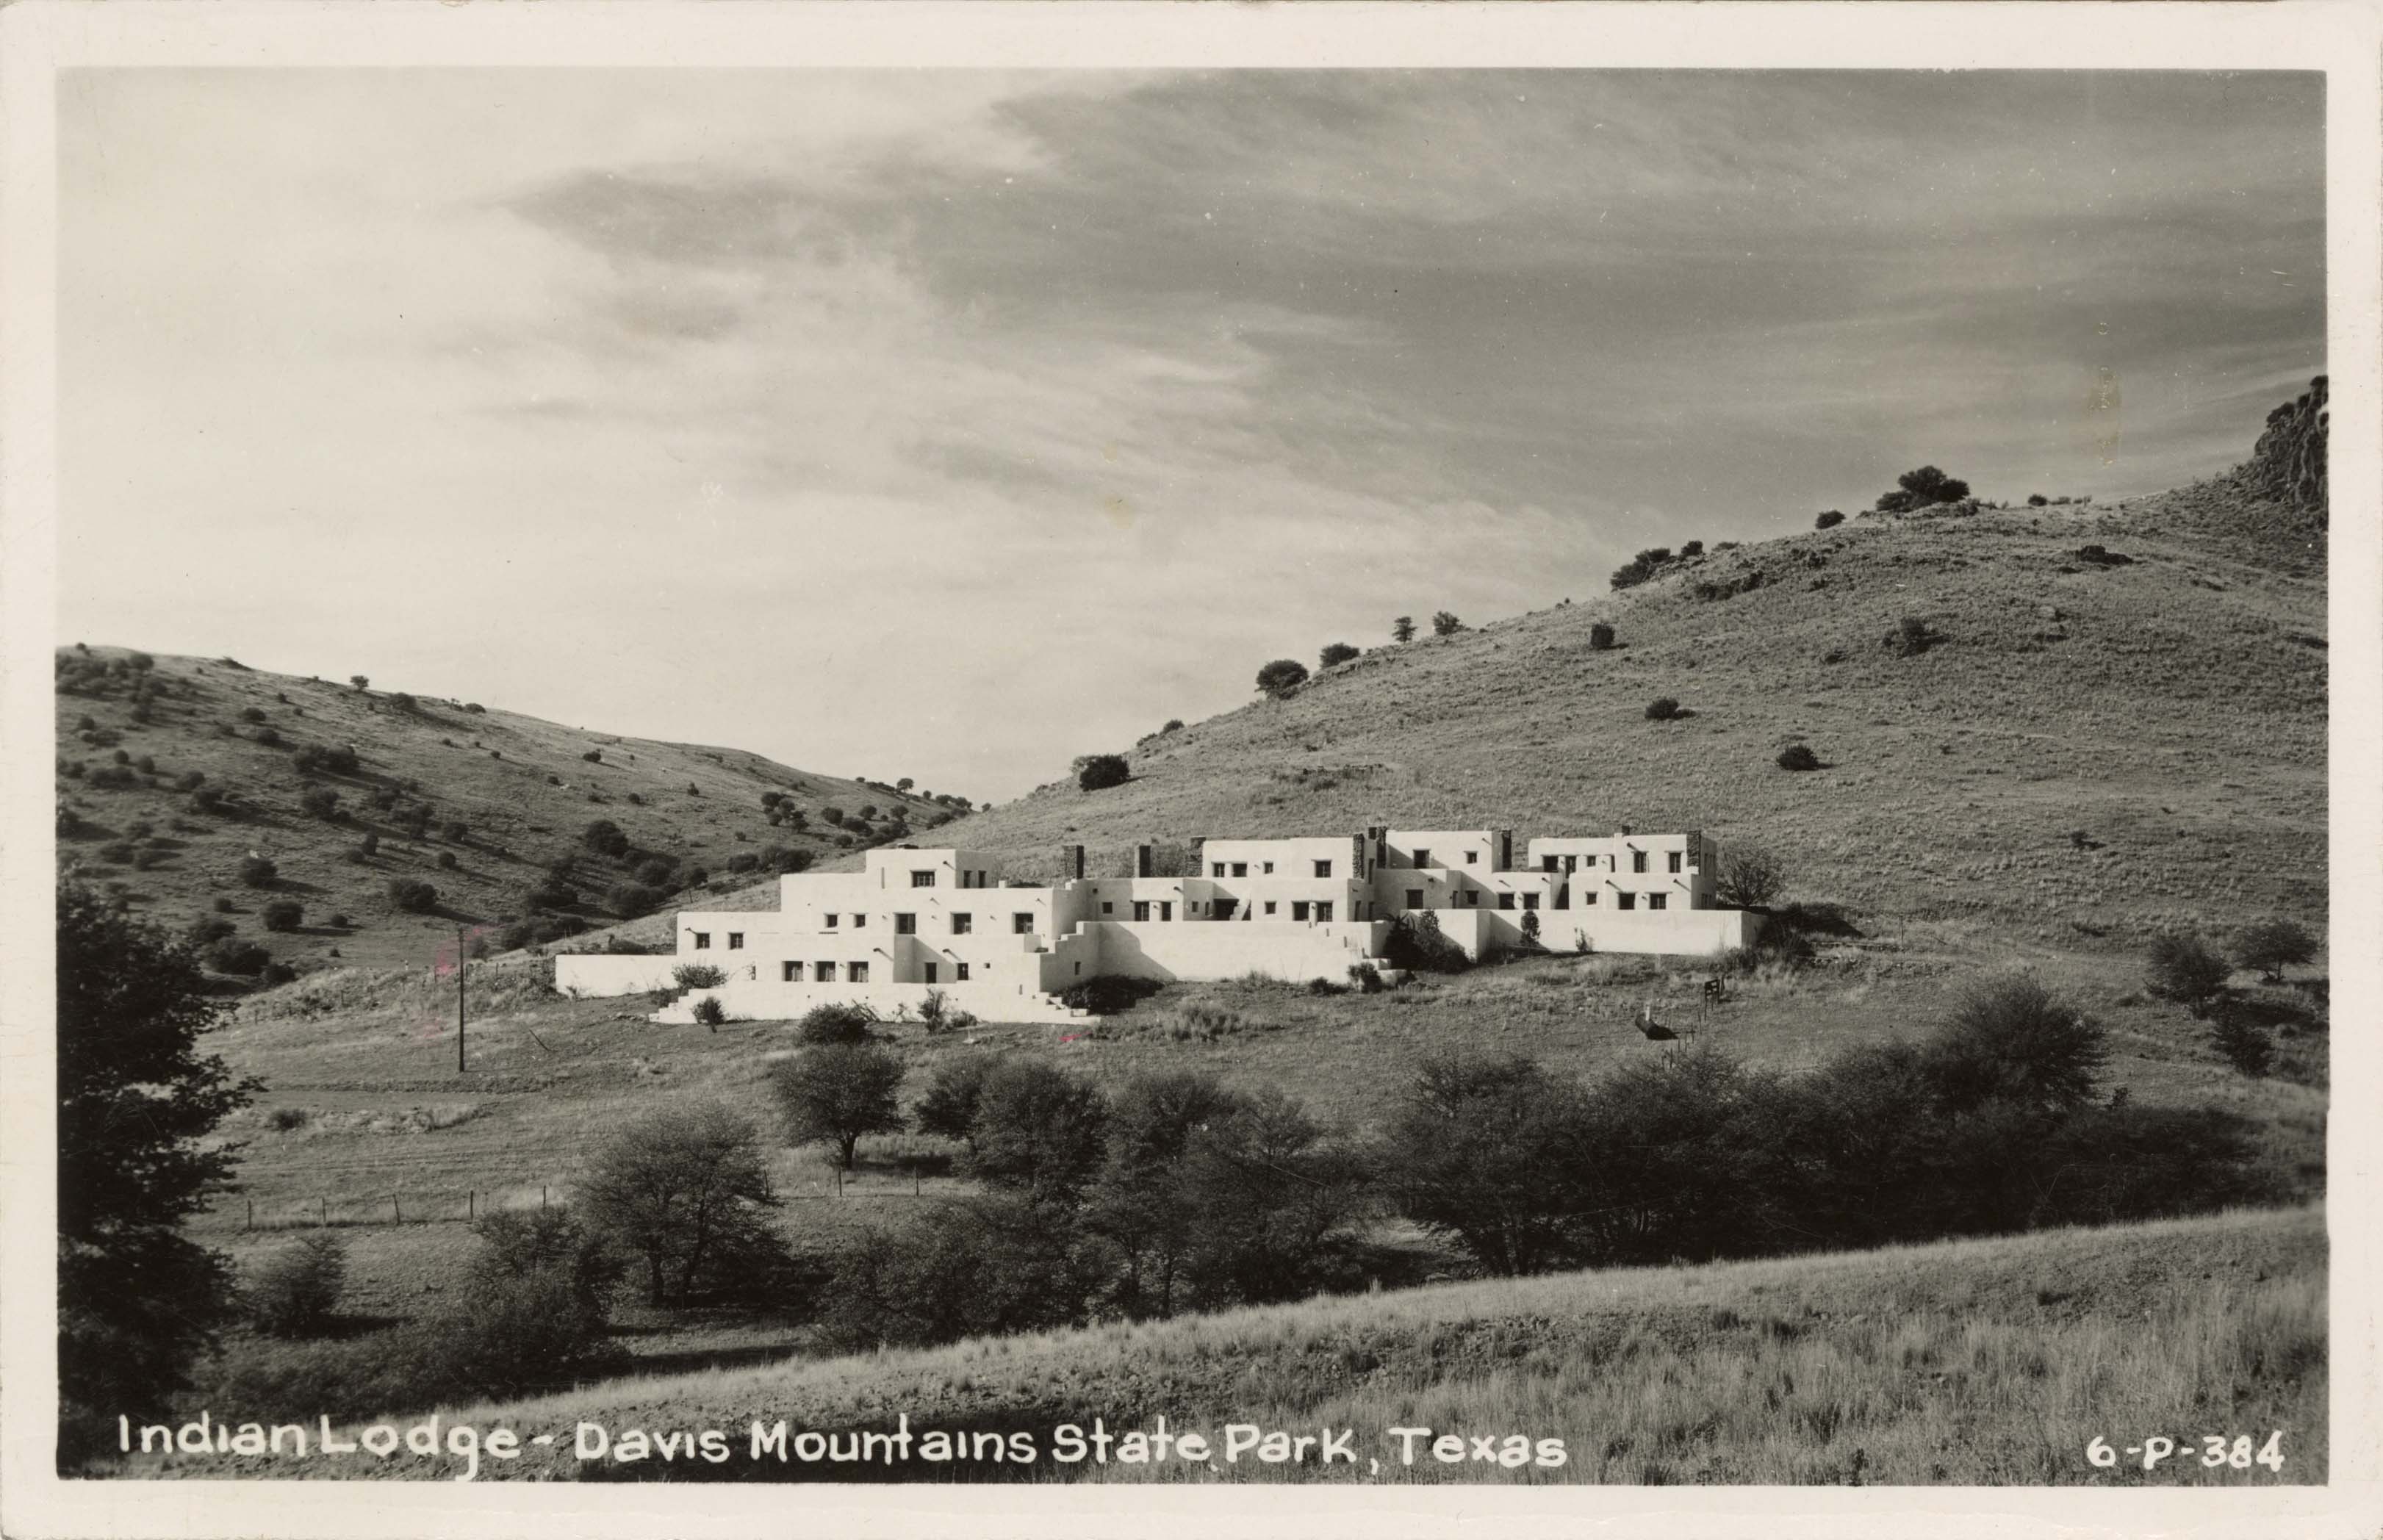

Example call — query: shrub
[918,988,976,1034]
[1889,465,1969,508]
[1319,642,1360,669]
[1714,844,1787,909]
[237,854,278,888]
[1815,510,1845,529]
[673,962,728,990]
[2210,1005,2276,1076]
[1392,616,1417,642]
[605,882,664,918]
[349,675,368,691]
[436,851,458,870]
[634,856,677,888]
[691,996,728,1029]
[1254,659,1309,698]
[797,1001,877,1045]
[1922,976,2107,1114]
[1776,744,1822,772]
[387,878,438,914]
[1645,697,1681,721]
[258,961,297,987]
[1431,611,1464,636]
[582,819,630,858]
[240,706,266,724]
[819,807,845,827]
[1348,961,1384,993]
[204,936,270,975]
[760,791,783,810]
[1587,622,1616,651]
[2232,918,2317,982]
[581,1103,788,1304]
[2027,493,2049,507]
[261,899,303,932]
[581,749,601,763]
[246,1234,347,1338]
[1886,616,1935,655]
[328,913,349,929]
[98,841,137,864]
[2146,933,2232,1015]
[726,852,761,874]
[357,831,380,857]
[299,786,340,821]
[185,917,237,947]
[1609,548,1673,590]
[1076,754,1130,792]
[1680,539,1704,557]
[1382,910,1470,974]
[1057,974,1165,1015]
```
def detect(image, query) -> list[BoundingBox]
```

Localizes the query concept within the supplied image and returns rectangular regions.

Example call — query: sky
[57,69,2324,802]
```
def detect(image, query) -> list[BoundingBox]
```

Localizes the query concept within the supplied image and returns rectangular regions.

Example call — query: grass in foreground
[143,1203,2323,1486]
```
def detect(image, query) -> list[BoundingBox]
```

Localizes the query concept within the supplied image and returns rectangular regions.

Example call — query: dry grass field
[148,1204,2325,1486]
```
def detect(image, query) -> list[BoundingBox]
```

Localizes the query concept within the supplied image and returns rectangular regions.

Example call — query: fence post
[245,1198,254,1231]
[835,1168,844,1199]
[320,1197,328,1227]
[468,1190,475,1222]
[542,1185,549,1210]
[394,1194,401,1225]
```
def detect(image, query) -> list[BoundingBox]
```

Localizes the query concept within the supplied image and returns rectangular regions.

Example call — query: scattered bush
[387,878,438,914]
[1383,910,1470,974]
[2146,933,2232,1015]
[204,936,270,975]
[2210,1005,2275,1076]
[581,749,602,763]
[299,786,341,821]
[1392,616,1417,643]
[1254,659,1309,698]
[582,819,630,859]
[1714,844,1787,910]
[261,899,303,932]
[258,961,298,987]
[1587,622,1616,650]
[2232,918,2317,982]
[1815,510,1845,529]
[673,962,727,990]
[237,855,278,888]
[605,882,664,918]
[1319,642,1360,669]
[1875,464,1970,512]
[1076,754,1130,792]
[1886,616,1935,655]
[1057,975,1165,1015]
[691,996,728,1029]
[246,1234,348,1338]
[1348,961,1385,993]
[1609,547,1675,591]
[2027,493,2049,507]
[1645,697,1682,721]
[1431,611,1464,636]
[240,707,267,724]
[436,851,457,870]
[1776,744,1822,772]
[797,1001,877,1046]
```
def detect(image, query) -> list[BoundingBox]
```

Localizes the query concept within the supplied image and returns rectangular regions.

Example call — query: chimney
[1065,843,1085,882]
[1135,843,1154,879]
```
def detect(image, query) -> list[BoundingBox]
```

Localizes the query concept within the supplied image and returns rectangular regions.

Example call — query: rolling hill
[52,652,960,969]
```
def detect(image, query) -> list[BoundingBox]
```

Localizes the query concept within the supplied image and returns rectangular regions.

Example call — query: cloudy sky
[59,69,2323,801]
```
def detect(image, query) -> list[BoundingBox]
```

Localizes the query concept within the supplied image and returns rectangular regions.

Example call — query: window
[848,962,868,983]
[814,961,834,981]
[1497,893,1515,911]
[910,871,935,888]
[1231,863,1248,877]
[1264,901,1278,915]
[1564,855,1578,873]
[782,962,799,982]
[1133,901,1151,922]
[1405,889,1424,909]
[1582,890,1597,906]
[1618,892,1636,911]
[1013,913,1034,933]
[1212,862,1226,877]
[1314,901,1334,922]
[1648,893,1668,910]
[1465,850,1479,865]
[1667,852,1683,874]
[951,913,972,935]
[691,932,711,950]
[1101,902,1114,915]
[955,962,971,981]
[1291,901,1309,921]
[1262,861,1275,874]
[1414,849,1431,868]
[1313,860,1332,878]
[1542,855,1559,873]
[1523,893,1540,911]
[824,913,838,929]
[1632,850,1649,874]
[924,963,938,984]
[853,914,867,928]
[727,932,744,950]
[895,913,916,935]
[1464,890,1480,907]
[1158,902,1173,921]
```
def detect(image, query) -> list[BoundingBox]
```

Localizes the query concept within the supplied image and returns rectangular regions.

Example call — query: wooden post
[245,1198,254,1231]
[320,1196,328,1227]
[835,1167,844,1199]
[456,924,468,1074]
[394,1193,401,1224]
[542,1185,548,1209]
[468,1190,475,1222]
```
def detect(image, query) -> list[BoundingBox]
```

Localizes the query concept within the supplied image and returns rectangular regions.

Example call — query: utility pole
[456,924,467,1074]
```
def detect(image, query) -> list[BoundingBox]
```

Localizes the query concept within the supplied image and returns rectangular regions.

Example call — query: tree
[916,1058,999,1151]
[1380,1052,1592,1276]
[1254,659,1309,698]
[57,882,259,1464]
[579,1102,785,1306]
[1392,616,1417,643]
[1815,510,1845,529]
[774,1043,906,1169]
[1431,611,1464,637]
[582,818,630,858]
[237,854,278,888]
[1588,622,1616,651]
[299,786,340,821]
[349,675,369,691]
[896,777,914,791]
[1897,465,1970,505]
[388,877,439,914]
[1319,642,1360,669]
[1921,976,2107,1115]
[2232,918,2317,983]
[2146,934,2232,1016]
[968,1060,1110,1203]
[261,899,303,932]
[1076,753,1130,792]
[1714,844,1786,910]
[797,1001,877,1046]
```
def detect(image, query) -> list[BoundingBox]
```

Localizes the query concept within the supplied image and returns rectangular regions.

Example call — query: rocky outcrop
[2240,375,2327,513]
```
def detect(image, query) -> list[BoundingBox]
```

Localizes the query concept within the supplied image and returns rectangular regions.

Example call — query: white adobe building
[553,827,1756,1025]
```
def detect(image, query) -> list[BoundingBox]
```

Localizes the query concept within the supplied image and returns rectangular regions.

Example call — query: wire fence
[214,1166,960,1234]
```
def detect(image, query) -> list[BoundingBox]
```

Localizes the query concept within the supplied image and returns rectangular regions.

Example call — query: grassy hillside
[893,477,2324,947]
[53,650,954,968]
[148,1203,2325,1485]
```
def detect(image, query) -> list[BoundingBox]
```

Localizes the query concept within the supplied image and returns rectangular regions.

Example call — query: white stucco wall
[553,954,684,996]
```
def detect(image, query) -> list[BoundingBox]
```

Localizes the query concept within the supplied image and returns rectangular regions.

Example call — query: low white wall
[655,978,1085,1027]
[553,954,683,996]
[1426,905,1752,959]
[1073,919,1390,984]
